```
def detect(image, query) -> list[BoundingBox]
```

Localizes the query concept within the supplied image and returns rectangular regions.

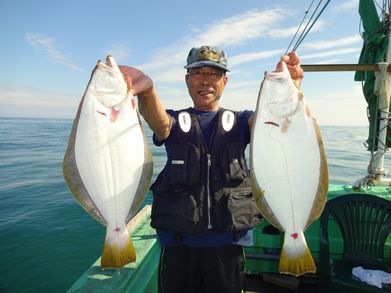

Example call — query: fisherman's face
[185,66,228,111]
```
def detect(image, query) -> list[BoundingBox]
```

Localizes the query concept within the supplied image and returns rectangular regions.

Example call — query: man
[120,45,304,293]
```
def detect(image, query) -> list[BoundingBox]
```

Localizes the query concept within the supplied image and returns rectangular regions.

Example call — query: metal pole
[301,63,391,72]
[370,62,390,186]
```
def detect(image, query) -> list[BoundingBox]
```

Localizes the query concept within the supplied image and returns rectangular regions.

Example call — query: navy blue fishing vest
[150,108,262,234]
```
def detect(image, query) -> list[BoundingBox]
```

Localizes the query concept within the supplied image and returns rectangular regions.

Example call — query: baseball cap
[184,45,229,72]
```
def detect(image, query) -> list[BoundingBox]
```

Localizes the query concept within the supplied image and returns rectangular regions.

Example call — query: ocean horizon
[0,116,390,292]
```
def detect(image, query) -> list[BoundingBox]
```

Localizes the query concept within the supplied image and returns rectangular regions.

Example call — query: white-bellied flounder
[250,62,328,276]
[63,56,153,269]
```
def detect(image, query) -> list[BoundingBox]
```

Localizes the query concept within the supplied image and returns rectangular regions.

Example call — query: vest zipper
[206,153,212,229]
[195,111,220,230]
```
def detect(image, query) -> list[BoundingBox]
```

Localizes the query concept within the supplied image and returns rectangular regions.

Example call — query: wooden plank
[301,64,391,72]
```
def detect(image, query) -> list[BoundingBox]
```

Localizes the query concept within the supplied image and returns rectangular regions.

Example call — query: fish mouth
[95,55,117,71]
[106,55,113,67]
[96,56,116,70]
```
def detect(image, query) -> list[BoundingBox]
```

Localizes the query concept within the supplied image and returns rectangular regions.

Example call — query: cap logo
[198,47,220,62]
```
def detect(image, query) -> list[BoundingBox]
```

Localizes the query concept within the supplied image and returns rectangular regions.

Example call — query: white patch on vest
[172,160,184,165]
[178,111,191,133]
[222,110,234,132]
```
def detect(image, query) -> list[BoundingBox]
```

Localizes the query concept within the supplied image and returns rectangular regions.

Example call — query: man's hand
[119,66,153,97]
[118,65,171,140]
[276,51,304,89]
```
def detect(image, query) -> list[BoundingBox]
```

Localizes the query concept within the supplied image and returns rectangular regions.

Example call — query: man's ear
[185,73,190,86]
[223,75,228,85]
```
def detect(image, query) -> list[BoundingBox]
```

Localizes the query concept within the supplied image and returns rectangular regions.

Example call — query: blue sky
[0,0,375,125]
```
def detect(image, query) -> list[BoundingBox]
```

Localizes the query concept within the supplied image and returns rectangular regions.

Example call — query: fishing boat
[67,1,391,292]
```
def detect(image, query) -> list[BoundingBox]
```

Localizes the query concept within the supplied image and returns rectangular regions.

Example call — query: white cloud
[14,7,366,122]
[190,9,287,46]
[138,8,287,73]
[230,49,284,66]
[131,6,369,127]
[0,83,79,118]
[25,33,84,72]
[301,35,362,50]
[331,0,358,13]
[138,8,362,85]
[137,8,291,85]
[154,67,187,83]
[301,47,362,60]
[268,20,326,40]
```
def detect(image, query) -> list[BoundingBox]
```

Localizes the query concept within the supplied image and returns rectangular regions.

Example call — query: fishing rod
[285,0,331,54]
[285,0,316,54]
[288,0,324,53]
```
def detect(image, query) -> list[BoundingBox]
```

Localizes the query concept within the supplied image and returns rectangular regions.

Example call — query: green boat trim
[67,205,159,293]
[67,184,391,292]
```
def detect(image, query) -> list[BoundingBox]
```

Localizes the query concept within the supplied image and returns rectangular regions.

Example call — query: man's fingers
[118,65,152,96]
[284,52,300,66]
[278,52,303,88]
[275,60,284,72]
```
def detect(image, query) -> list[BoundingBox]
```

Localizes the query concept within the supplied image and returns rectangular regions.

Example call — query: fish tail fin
[279,231,315,276]
[101,225,136,269]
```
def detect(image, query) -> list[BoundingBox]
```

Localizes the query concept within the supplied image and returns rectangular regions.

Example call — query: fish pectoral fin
[110,108,120,122]
[101,227,136,269]
[278,232,315,276]
[281,118,291,133]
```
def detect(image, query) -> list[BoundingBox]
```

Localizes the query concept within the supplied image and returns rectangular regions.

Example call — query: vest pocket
[219,142,247,182]
[151,191,199,232]
[169,143,201,185]
[212,188,260,231]
[228,190,261,230]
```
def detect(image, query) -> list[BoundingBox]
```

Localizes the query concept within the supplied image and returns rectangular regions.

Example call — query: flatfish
[250,62,328,276]
[63,56,153,269]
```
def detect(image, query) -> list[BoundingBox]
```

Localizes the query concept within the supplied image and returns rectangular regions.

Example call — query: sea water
[0,117,390,292]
